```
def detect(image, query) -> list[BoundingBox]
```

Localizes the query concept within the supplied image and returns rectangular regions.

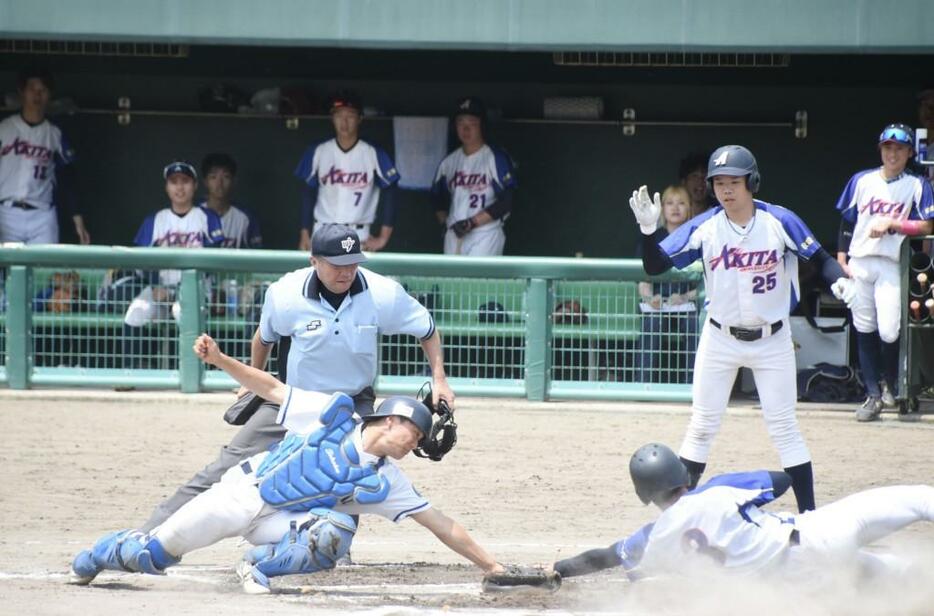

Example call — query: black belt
[710,318,783,342]
[789,529,800,546]
[10,201,38,210]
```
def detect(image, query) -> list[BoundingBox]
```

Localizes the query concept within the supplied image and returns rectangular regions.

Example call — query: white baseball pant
[0,205,58,244]
[847,255,901,343]
[679,319,811,468]
[123,286,181,327]
[444,226,505,256]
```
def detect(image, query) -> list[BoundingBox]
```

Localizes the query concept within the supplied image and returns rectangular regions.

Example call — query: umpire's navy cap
[311,224,368,266]
[163,161,197,181]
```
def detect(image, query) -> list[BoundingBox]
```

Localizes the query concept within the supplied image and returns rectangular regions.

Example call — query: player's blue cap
[163,161,198,181]
[311,224,368,265]
[878,123,914,148]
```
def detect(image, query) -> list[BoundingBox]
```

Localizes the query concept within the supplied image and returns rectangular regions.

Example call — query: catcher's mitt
[482,565,562,592]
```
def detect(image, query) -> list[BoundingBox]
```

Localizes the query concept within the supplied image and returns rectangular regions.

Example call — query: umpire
[139,223,454,531]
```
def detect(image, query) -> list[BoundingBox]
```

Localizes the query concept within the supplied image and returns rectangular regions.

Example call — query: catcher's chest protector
[256,395,390,511]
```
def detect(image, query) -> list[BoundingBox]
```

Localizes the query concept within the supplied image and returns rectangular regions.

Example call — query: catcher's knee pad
[250,509,356,584]
[79,529,180,577]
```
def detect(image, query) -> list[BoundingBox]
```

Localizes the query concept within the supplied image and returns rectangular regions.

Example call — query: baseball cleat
[236,559,271,595]
[880,382,896,408]
[856,397,883,422]
[69,550,100,585]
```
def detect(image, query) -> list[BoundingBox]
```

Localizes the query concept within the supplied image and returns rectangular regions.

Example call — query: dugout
[0,0,932,260]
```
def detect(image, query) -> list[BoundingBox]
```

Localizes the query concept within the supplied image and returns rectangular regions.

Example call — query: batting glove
[629,185,661,235]
[831,277,858,309]
[451,218,476,239]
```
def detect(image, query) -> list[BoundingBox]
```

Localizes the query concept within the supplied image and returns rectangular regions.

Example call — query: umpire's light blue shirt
[259,266,435,395]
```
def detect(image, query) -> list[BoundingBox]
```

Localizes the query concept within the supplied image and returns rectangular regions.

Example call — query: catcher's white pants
[847,256,901,343]
[679,319,810,468]
[152,453,309,557]
[444,225,505,256]
[0,205,58,244]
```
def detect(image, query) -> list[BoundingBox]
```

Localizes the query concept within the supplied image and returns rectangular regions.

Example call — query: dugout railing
[900,237,934,413]
[0,245,702,401]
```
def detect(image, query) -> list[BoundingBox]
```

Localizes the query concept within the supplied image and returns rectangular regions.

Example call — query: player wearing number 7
[295,90,400,252]
[631,145,857,513]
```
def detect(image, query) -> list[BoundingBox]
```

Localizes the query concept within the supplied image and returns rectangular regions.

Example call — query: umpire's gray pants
[139,388,376,532]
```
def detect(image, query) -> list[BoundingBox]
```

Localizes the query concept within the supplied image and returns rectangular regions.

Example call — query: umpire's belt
[710,318,783,342]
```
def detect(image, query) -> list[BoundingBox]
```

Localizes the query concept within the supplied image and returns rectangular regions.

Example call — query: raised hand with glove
[628,185,661,235]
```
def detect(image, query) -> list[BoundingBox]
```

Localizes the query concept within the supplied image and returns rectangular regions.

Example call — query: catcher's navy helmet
[629,443,690,506]
[707,145,761,193]
[362,396,433,437]
[878,123,915,149]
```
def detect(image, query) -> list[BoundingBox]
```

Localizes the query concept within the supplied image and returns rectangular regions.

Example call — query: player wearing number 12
[632,145,857,513]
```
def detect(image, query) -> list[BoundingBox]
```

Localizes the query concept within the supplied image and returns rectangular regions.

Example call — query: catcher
[552,443,934,583]
[70,334,502,594]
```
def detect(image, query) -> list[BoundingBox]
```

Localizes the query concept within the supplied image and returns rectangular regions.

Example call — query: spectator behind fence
[635,185,698,384]
[432,97,517,256]
[295,90,400,252]
[121,161,224,369]
[0,67,89,244]
[678,151,715,217]
[198,153,262,248]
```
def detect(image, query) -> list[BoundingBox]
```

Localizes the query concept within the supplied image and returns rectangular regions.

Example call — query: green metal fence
[0,245,703,401]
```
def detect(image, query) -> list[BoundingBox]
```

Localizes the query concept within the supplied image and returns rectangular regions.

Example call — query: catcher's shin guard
[238,510,356,593]
[70,530,179,584]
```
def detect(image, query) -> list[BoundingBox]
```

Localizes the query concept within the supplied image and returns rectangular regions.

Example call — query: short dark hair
[17,66,54,91]
[678,151,709,180]
[201,152,238,177]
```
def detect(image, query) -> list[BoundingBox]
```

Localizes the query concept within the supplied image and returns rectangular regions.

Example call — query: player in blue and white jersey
[835,124,934,421]
[432,97,517,256]
[198,152,262,249]
[630,145,858,513]
[295,91,399,253]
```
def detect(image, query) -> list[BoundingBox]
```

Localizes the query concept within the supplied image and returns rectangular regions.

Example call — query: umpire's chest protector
[255,393,390,512]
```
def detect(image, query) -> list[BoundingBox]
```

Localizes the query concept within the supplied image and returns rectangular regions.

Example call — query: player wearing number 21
[631,145,857,514]
[295,90,400,252]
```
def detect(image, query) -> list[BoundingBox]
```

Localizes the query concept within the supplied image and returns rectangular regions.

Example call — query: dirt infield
[1,391,933,615]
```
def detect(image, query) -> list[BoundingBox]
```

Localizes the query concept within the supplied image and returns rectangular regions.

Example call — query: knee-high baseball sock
[880,338,900,393]
[679,457,706,490]
[856,331,882,397]
[784,461,815,512]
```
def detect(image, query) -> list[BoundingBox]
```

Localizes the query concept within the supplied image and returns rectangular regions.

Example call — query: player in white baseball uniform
[0,67,89,244]
[296,91,400,252]
[71,334,503,594]
[138,224,454,532]
[554,443,934,583]
[121,161,224,367]
[433,97,518,256]
[835,124,934,421]
[198,153,262,248]
[631,145,857,513]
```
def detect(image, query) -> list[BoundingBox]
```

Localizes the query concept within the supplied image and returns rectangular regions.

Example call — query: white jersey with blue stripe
[0,114,75,209]
[196,200,262,248]
[294,138,400,226]
[836,168,934,261]
[133,205,224,286]
[432,144,517,230]
[632,471,794,577]
[660,201,821,327]
[270,387,430,522]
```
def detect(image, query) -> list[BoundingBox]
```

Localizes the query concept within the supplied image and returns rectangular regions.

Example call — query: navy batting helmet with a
[878,123,915,149]
[707,145,761,193]
[629,443,690,506]
[361,396,433,437]
[454,96,487,121]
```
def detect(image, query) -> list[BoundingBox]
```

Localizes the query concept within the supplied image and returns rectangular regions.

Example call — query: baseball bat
[926,298,934,318]
[918,272,929,294]
[910,300,922,321]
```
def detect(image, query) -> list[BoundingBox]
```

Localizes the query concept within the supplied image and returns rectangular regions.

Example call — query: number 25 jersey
[660,201,822,327]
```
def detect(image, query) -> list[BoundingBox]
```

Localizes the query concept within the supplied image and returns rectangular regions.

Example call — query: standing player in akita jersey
[0,67,89,244]
[631,145,858,513]
[295,91,399,252]
[122,161,224,366]
[198,153,262,248]
[432,97,517,256]
[553,443,934,584]
[835,124,934,421]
